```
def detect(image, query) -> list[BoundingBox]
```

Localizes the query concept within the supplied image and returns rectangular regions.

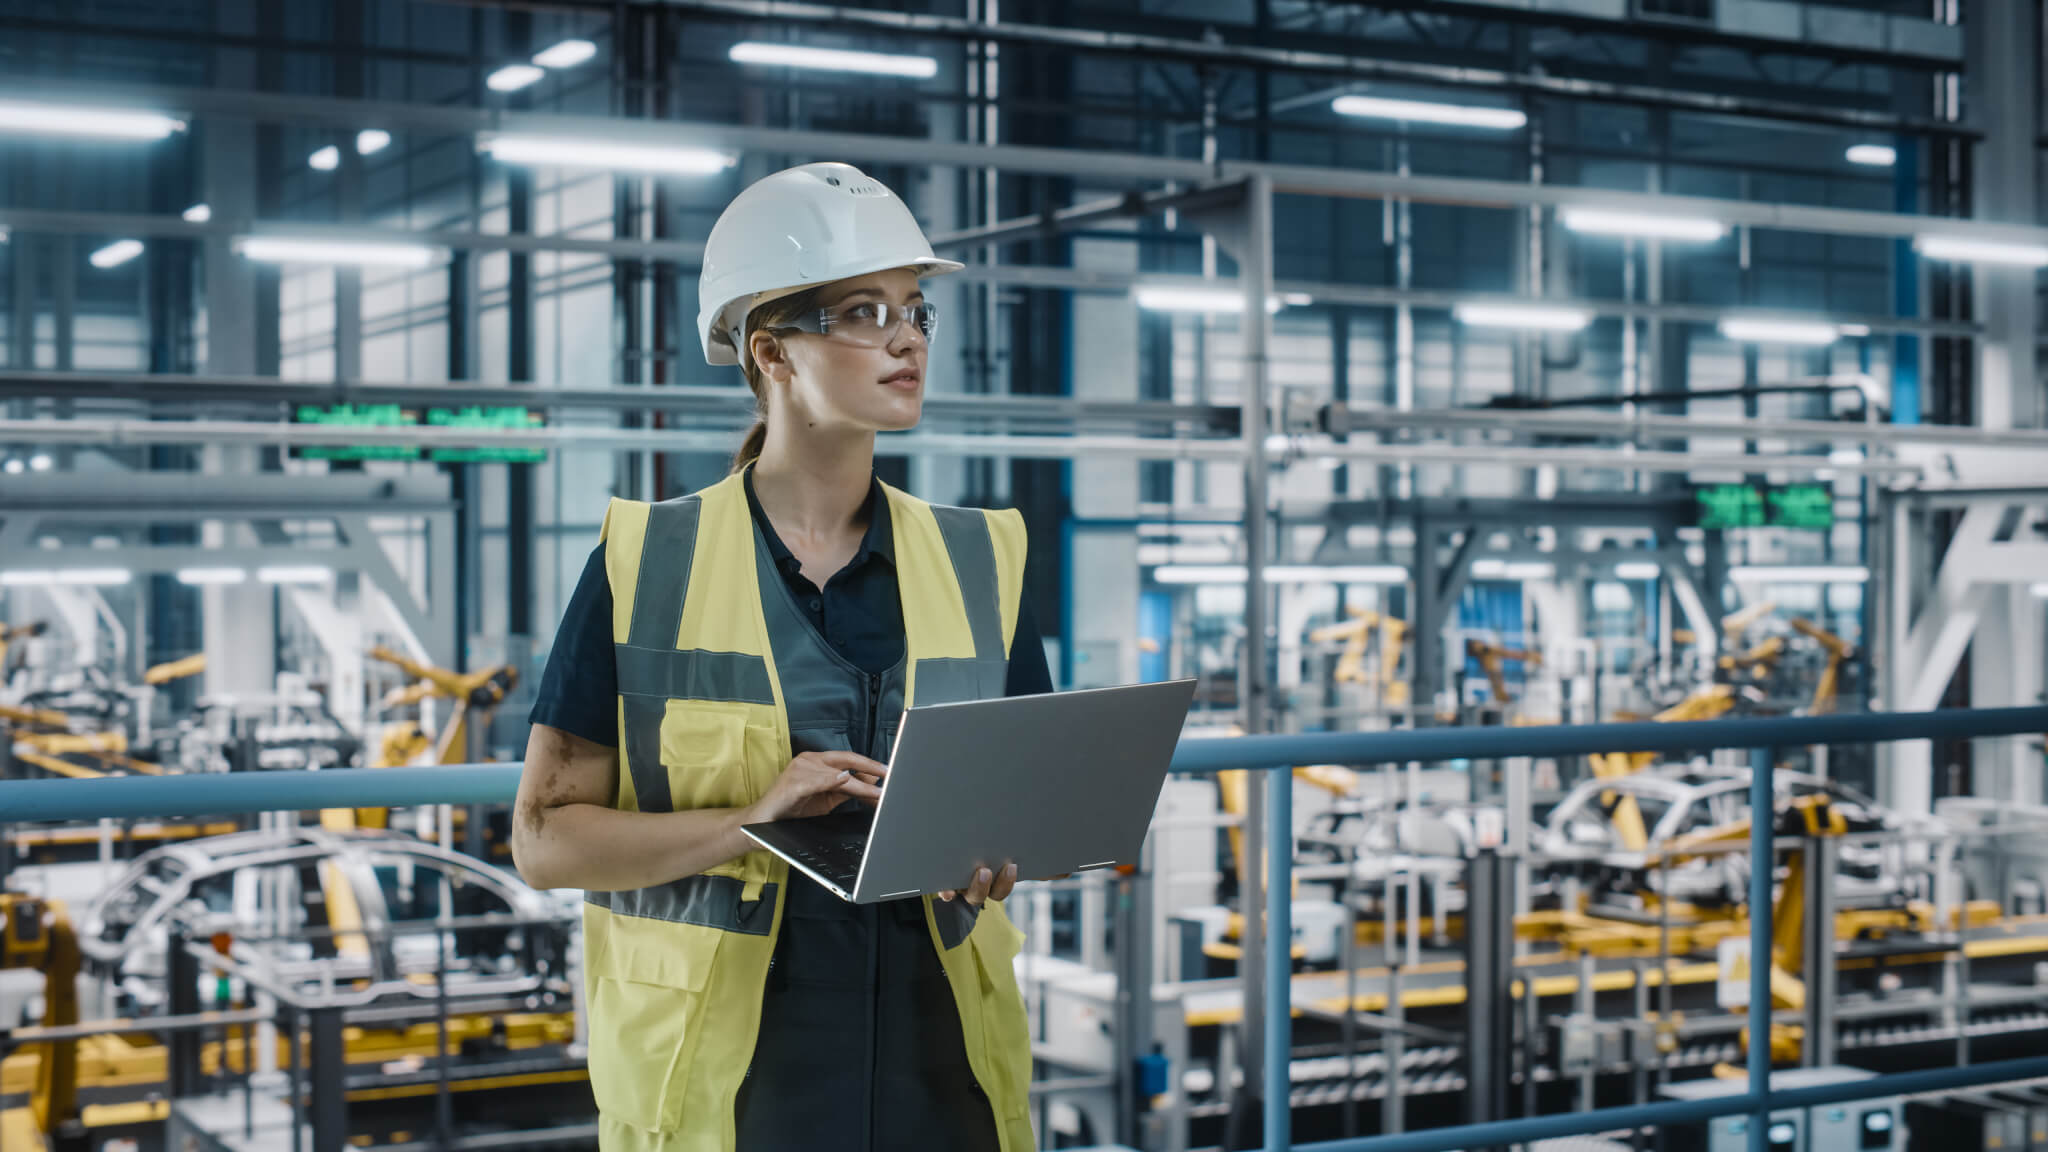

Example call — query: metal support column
[49,235,73,373]
[1806,834,1839,1067]
[309,1007,347,1152]
[1466,850,1514,1128]
[166,934,202,1099]
[1748,747,1777,1152]
[6,231,31,369]
[1114,864,1157,1146]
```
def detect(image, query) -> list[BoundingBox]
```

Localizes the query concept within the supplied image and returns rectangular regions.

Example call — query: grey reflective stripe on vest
[616,645,774,705]
[613,495,775,815]
[911,657,1008,708]
[620,695,672,813]
[932,898,978,950]
[625,498,701,651]
[929,505,1004,661]
[586,876,779,936]
[616,497,702,815]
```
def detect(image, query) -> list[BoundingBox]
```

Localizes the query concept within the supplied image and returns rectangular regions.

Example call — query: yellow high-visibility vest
[585,468,1034,1152]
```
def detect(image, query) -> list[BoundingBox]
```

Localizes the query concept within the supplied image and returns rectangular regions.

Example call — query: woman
[512,162,1051,1152]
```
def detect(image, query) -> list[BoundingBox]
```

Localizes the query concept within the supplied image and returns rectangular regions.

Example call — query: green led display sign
[1766,484,1834,530]
[1696,483,1765,529]
[1694,482,1833,530]
[293,403,546,463]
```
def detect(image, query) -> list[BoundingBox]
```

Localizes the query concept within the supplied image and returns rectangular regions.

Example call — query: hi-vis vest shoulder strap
[582,471,1034,1152]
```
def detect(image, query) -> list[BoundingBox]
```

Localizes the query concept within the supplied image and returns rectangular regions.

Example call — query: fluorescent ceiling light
[1470,558,1554,580]
[235,237,440,268]
[1279,292,1315,307]
[356,129,391,155]
[176,567,246,586]
[1913,234,2048,268]
[1153,565,1245,584]
[1,568,132,587]
[1133,284,1281,314]
[0,99,185,141]
[308,145,340,171]
[1719,317,1839,346]
[1332,94,1526,130]
[1152,564,1407,585]
[1846,144,1897,167]
[1266,565,1410,584]
[1728,565,1869,584]
[487,64,546,92]
[1454,302,1592,332]
[1614,561,1662,580]
[182,203,211,224]
[479,134,734,175]
[1837,323,1871,337]
[27,454,51,472]
[2,459,22,475]
[1561,208,1726,243]
[533,39,597,69]
[258,565,333,585]
[729,42,939,79]
[2032,583,2048,599]
[89,239,143,269]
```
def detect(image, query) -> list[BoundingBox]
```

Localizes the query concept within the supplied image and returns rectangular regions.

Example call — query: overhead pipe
[0,416,1926,477]
[19,369,2048,452]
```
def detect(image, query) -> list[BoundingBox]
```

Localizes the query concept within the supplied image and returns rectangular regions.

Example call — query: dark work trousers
[732,863,1002,1151]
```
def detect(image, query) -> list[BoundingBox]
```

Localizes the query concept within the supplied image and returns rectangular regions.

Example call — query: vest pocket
[661,702,773,813]
[970,903,1034,1122]
[587,926,721,1134]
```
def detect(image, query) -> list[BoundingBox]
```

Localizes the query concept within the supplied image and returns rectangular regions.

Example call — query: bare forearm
[514,802,755,892]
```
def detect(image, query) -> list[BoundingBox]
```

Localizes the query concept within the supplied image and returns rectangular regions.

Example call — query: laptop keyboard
[780,825,867,891]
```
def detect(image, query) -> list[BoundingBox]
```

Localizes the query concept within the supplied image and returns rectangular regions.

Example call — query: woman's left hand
[938,861,1017,907]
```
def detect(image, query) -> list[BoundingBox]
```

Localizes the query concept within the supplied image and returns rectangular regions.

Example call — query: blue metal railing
[4,704,2047,1152]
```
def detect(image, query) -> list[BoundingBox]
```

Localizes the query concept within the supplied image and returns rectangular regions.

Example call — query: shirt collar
[742,467,895,578]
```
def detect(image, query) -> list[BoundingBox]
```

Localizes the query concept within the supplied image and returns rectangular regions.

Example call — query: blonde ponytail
[732,421,769,473]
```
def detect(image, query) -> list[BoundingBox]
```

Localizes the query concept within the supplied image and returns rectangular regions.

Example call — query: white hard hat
[697,162,964,368]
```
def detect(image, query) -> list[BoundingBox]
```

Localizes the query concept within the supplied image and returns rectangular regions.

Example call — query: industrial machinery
[1310,609,1411,706]
[0,893,84,1152]
[1463,637,1542,715]
[367,645,517,769]
[0,621,46,686]
[77,828,571,1013]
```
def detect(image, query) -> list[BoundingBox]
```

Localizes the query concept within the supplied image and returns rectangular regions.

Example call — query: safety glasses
[775,299,939,348]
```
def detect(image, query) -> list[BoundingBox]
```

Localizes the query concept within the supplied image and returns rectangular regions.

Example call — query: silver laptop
[742,679,1197,903]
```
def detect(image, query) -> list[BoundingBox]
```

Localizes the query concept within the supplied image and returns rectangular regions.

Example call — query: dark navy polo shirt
[529,473,1054,747]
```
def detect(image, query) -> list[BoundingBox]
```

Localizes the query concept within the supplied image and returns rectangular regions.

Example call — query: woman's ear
[749,330,792,384]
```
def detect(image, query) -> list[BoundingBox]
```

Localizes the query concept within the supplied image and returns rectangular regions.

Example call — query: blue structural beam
[0,763,523,823]
[1298,1093,1762,1152]
[1165,705,2048,774]
[1297,1053,2048,1152]
[5,707,2047,824]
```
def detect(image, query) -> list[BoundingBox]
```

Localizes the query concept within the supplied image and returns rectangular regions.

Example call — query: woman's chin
[871,400,923,432]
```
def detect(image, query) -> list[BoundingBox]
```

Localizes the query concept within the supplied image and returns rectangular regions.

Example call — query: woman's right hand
[742,750,888,825]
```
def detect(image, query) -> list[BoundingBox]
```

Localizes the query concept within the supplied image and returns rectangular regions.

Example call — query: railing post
[1268,760,1294,1152]
[1749,745,1777,1152]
